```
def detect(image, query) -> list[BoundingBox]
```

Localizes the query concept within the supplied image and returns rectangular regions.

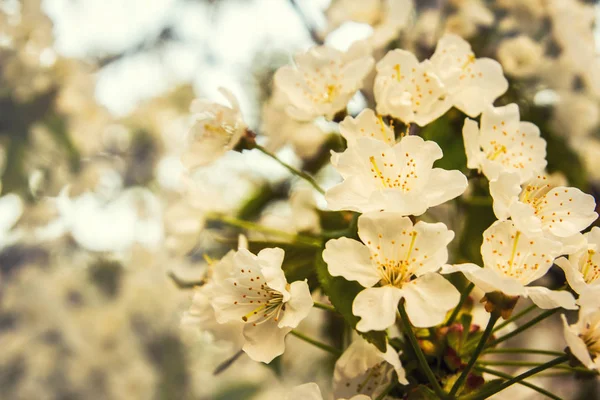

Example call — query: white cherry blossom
[323,212,459,330]
[274,42,374,121]
[562,307,600,370]
[556,227,600,307]
[326,136,468,215]
[374,49,450,126]
[462,103,547,183]
[209,247,313,363]
[181,88,247,169]
[339,109,396,147]
[287,382,370,400]
[443,220,577,310]
[489,172,597,241]
[497,35,546,78]
[334,338,407,399]
[429,34,507,118]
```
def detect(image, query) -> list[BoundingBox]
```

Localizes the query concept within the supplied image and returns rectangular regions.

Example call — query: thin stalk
[493,304,536,332]
[398,302,447,399]
[375,382,396,400]
[483,348,564,357]
[290,330,341,356]
[255,144,325,194]
[475,360,587,373]
[488,309,557,348]
[467,355,569,400]
[446,283,475,326]
[449,312,500,398]
[474,366,562,400]
[313,301,337,313]
[207,214,322,247]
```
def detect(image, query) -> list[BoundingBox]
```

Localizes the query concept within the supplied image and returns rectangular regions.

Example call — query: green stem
[449,311,500,398]
[493,304,536,332]
[475,360,587,373]
[207,214,322,247]
[483,348,564,357]
[446,283,475,326]
[290,330,341,356]
[467,355,569,400]
[488,309,557,348]
[473,366,561,400]
[375,381,396,400]
[313,301,337,313]
[255,144,325,194]
[398,302,447,399]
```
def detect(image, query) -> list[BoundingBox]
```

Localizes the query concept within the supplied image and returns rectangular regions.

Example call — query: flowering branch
[290,330,341,356]
[398,302,447,399]
[254,144,326,195]
[473,366,562,400]
[492,304,537,333]
[482,348,564,357]
[448,311,500,397]
[487,309,557,348]
[446,283,475,326]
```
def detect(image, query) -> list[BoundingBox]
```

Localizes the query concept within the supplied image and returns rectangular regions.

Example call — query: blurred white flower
[209,247,313,363]
[323,212,459,330]
[334,337,407,399]
[497,35,546,78]
[181,87,247,169]
[463,103,547,183]
[444,220,577,310]
[274,42,374,121]
[556,227,600,308]
[326,136,467,215]
[562,307,600,370]
[56,187,163,253]
[374,49,450,126]
[287,382,370,400]
[443,0,494,39]
[429,34,508,118]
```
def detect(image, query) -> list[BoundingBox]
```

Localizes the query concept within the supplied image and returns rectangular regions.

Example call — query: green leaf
[314,250,387,352]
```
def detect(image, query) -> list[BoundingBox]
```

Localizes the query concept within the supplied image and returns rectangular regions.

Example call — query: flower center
[580,249,600,284]
[518,176,553,214]
[232,275,287,326]
[352,361,391,395]
[581,319,600,356]
[368,154,418,192]
[376,231,418,287]
[486,143,507,161]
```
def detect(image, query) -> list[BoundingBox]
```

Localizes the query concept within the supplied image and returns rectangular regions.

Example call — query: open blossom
[556,227,600,307]
[374,49,450,126]
[443,220,577,310]
[181,88,246,169]
[429,34,507,118]
[375,34,507,126]
[334,338,407,399]
[326,136,468,215]
[287,383,369,400]
[274,42,374,121]
[462,103,547,183]
[209,247,313,363]
[489,172,597,242]
[323,212,459,330]
[0,193,23,250]
[562,307,600,370]
[497,35,546,78]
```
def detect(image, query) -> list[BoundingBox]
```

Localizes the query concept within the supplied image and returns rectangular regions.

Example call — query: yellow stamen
[241,304,268,322]
[393,64,402,82]
[462,54,476,69]
[508,231,521,275]
[369,156,387,187]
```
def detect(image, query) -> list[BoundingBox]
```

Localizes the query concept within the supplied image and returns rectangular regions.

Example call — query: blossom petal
[562,315,596,369]
[323,237,380,288]
[540,187,598,238]
[525,286,578,310]
[508,201,543,237]
[287,383,323,400]
[422,168,468,211]
[279,280,314,329]
[489,172,521,220]
[555,257,588,294]
[462,118,482,170]
[402,273,460,327]
[442,263,526,296]
[242,320,291,363]
[354,286,403,332]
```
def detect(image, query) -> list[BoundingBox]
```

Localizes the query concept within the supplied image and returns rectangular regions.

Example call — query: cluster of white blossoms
[180,26,600,399]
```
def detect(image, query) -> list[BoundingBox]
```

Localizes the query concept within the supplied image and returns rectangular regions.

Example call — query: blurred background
[1,0,600,399]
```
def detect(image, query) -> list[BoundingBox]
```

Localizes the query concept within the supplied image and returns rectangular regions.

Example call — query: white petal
[489,173,521,220]
[422,168,468,210]
[402,273,460,328]
[287,383,323,400]
[242,320,291,363]
[279,280,314,329]
[540,187,597,237]
[562,314,596,369]
[442,263,526,296]
[526,286,578,310]
[555,257,589,294]
[325,176,373,212]
[508,201,543,237]
[354,286,403,332]
[323,237,380,287]
[257,247,289,298]
[462,118,482,170]
[452,58,508,117]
